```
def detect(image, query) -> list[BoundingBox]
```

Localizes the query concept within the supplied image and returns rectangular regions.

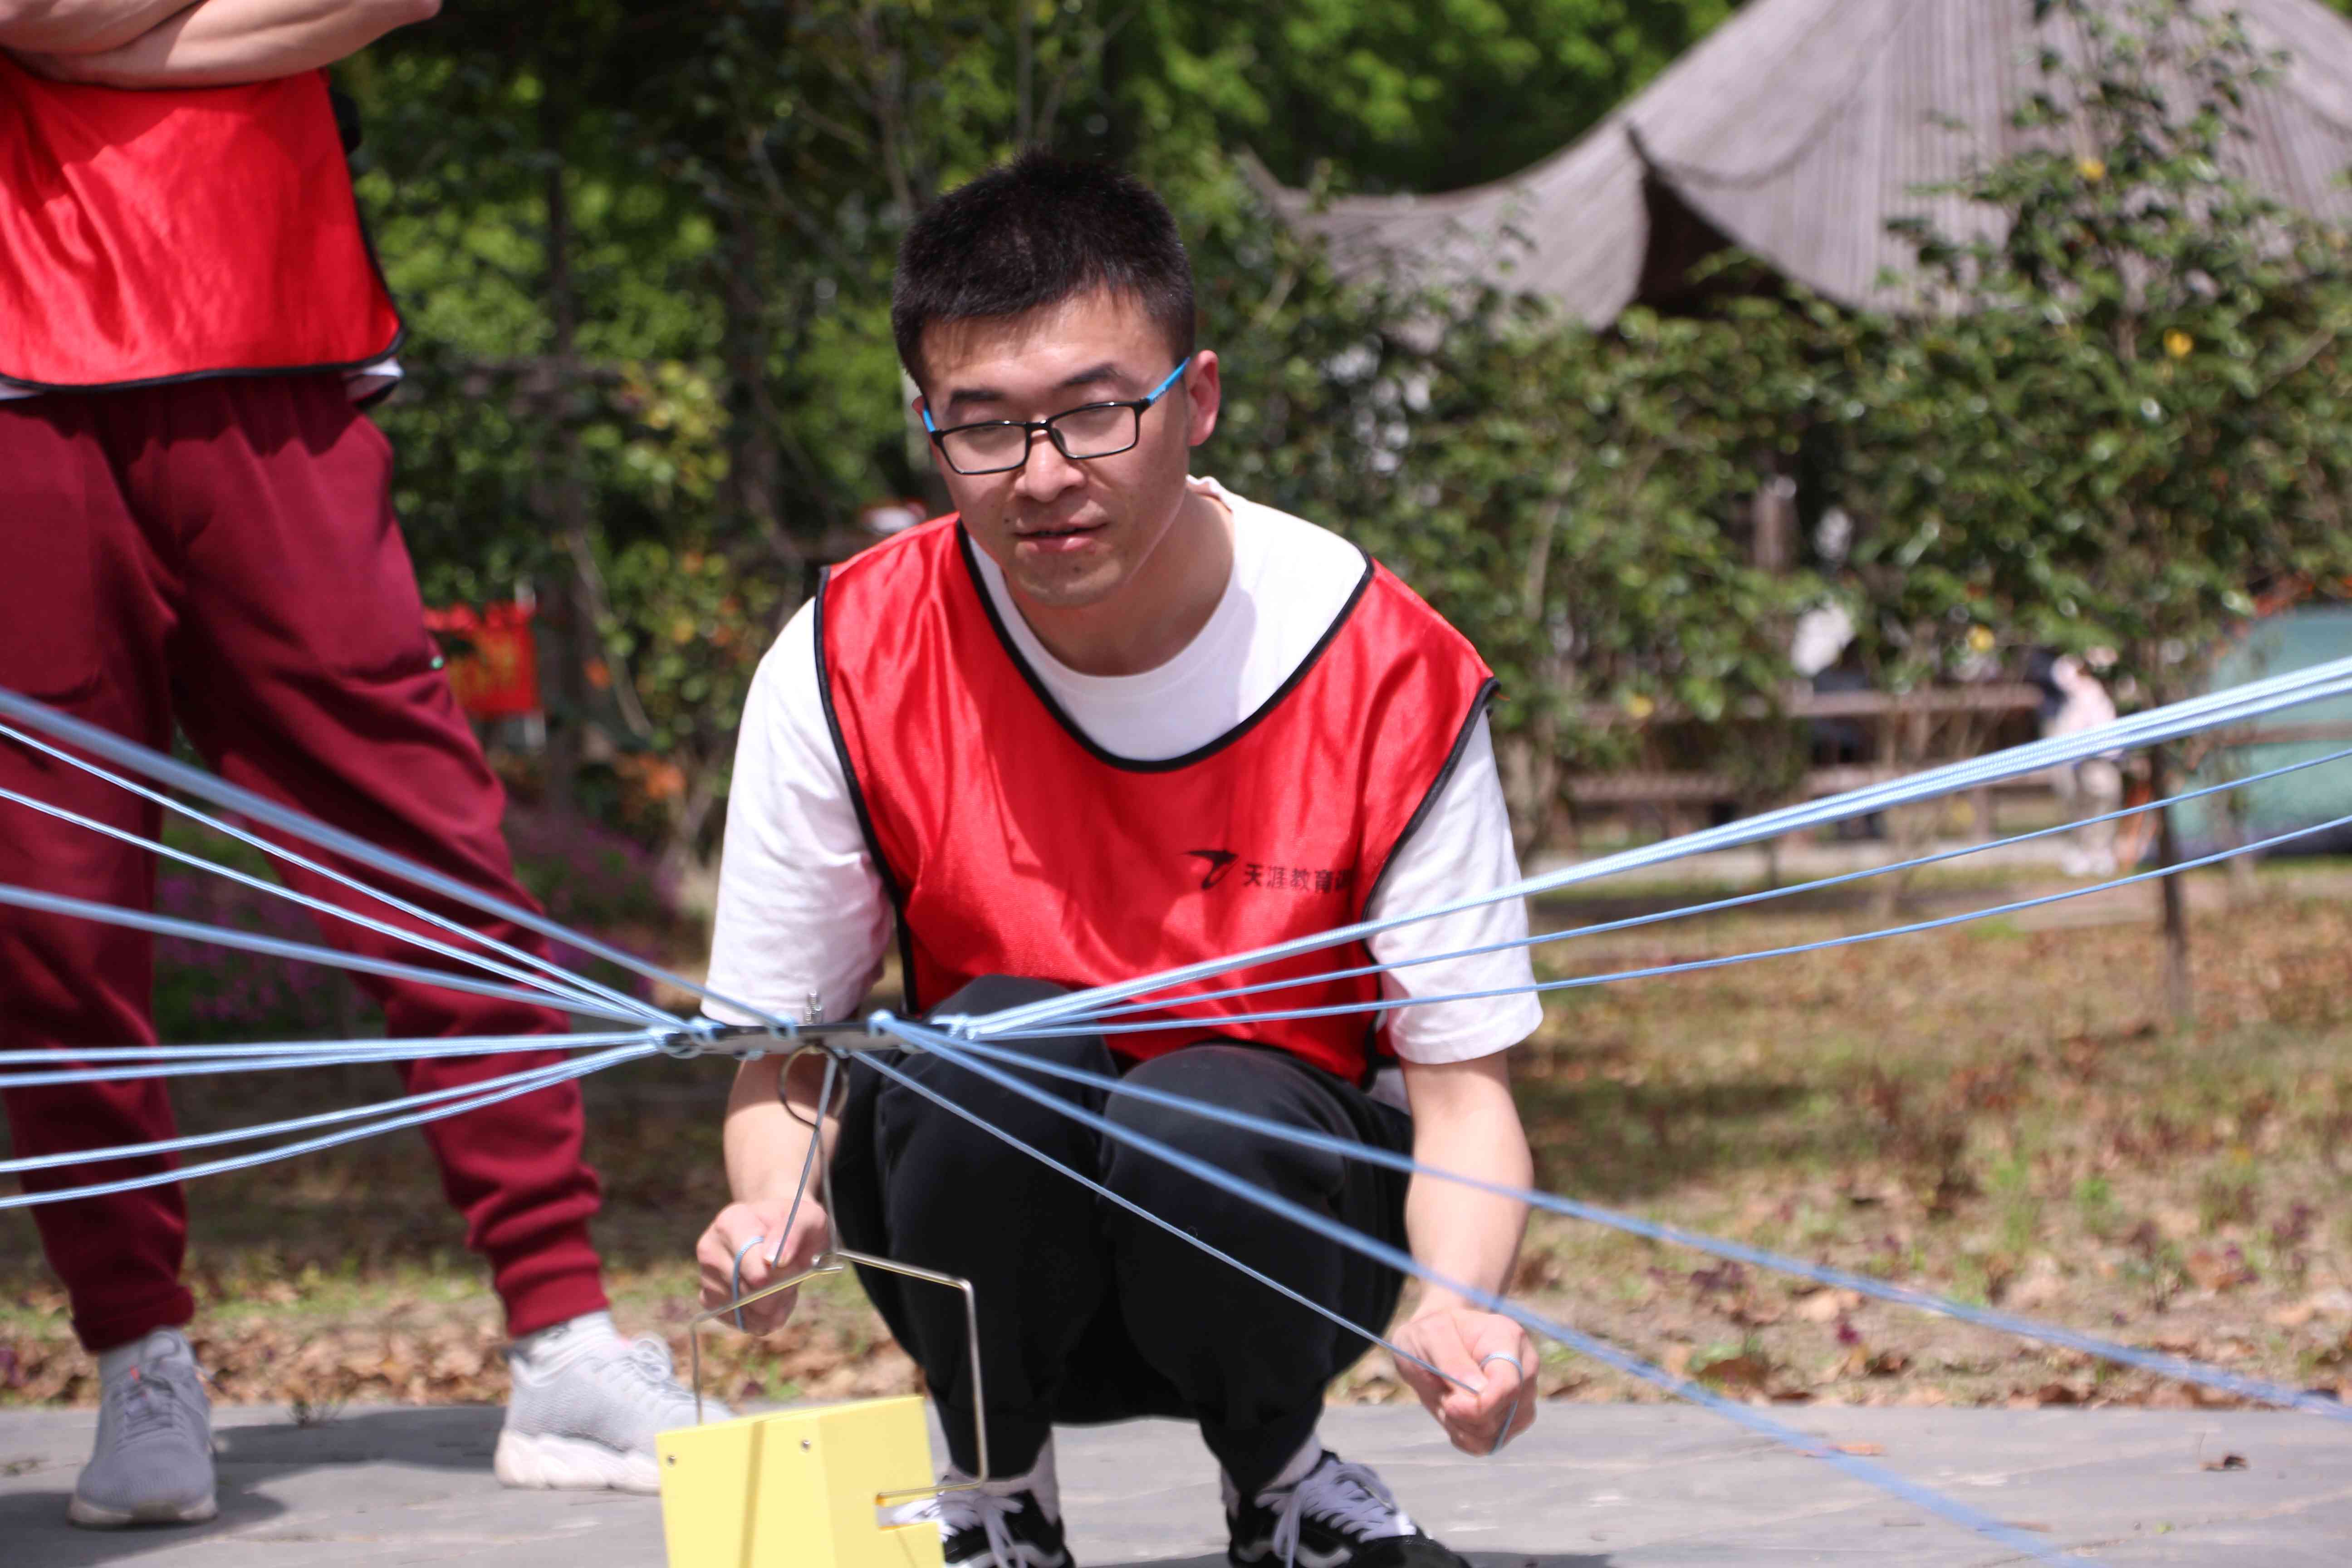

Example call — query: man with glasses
[694,154,1544,1568]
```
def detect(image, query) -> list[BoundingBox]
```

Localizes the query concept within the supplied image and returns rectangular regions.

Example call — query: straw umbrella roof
[1278,0,2352,324]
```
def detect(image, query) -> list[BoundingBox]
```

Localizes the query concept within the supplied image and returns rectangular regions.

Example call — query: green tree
[1854,0,2352,1016]
[1115,0,1735,193]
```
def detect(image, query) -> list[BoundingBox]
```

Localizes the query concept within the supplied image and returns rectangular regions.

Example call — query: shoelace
[619,1336,697,1408]
[897,1478,1030,1568]
[113,1367,194,1446]
[1268,1458,1414,1568]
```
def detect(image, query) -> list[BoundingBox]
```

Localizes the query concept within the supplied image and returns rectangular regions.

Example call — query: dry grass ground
[5,863,2349,1420]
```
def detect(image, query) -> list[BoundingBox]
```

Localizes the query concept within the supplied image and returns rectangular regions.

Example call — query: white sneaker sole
[493,1429,661,1494]
[67,1490,218,1529]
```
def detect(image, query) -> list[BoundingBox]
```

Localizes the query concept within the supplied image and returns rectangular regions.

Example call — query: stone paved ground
[5,1404,2350,1567]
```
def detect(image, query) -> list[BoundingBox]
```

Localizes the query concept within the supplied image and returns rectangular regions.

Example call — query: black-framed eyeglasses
[921,362,1187,476]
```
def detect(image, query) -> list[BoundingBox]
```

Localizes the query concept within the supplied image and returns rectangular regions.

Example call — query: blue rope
[0,783,643,1022]
[0,783,638,1022]
[1,1053,618,1175]
[920,1031,2352,1422]
[0,691,790,1028]
[0,1030,662,1090]
[853,1047,1473,1392]
[877,1019,2091,1567]
[983,808,2352,1039]
[730,1234,771,1333]
[0,1029,658,1065]
[1061,744,2352,1025]
[977,657,2352,1038]
[0,720,676,1029]
[0,882,657,1027]
[0,1043,655,1210]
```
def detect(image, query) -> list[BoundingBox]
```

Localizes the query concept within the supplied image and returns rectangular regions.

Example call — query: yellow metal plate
[656,1396,946,1568]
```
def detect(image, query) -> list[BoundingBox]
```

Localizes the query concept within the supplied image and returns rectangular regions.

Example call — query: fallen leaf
[1695,1352,1772,1393]
[2185,1247,2258,1294]
[1865,1349,1910,1378]
[2201,1453,2248,1471]
[1799,1289,1864,1324]
[1833,1441,1885,1455]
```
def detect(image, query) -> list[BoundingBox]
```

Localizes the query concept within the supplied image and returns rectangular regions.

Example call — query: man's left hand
[1389,1306,1538,1455]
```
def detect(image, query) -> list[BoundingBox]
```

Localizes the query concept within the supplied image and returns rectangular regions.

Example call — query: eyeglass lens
[942,404,1139,474]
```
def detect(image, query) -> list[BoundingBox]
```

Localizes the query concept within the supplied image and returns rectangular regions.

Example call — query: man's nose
[1014,429,1083,501]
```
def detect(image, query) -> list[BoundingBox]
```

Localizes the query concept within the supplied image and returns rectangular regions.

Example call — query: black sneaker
[1225,1450,1469,1568]
[890,1446,1075,1568]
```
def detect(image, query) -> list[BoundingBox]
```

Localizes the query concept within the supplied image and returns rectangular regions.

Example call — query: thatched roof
[1279,0,2352,324]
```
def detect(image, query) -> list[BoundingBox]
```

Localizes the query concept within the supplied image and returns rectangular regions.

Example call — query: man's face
[916,289,1219,611]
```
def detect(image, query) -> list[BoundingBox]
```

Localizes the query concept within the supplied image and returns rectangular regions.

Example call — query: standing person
[2031,651,2125,875]
[0,0,713,1528]
[695,155,1543,1568]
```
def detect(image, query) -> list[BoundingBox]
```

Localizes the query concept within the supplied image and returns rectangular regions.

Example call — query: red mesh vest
[818,517,1497,1083]
[0,59,401,390]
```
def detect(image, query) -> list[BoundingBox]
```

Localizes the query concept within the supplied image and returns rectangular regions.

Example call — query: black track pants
[828,975,1413,1494]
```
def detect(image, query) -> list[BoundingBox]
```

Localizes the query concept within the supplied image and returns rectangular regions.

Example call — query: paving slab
[2,1402,2347,1568]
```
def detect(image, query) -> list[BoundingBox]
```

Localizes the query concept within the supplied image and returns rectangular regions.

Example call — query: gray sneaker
[70,1328,217,1529]
[494,1311,727,1493]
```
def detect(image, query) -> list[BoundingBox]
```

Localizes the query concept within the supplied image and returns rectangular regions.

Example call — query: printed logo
[1188,850,1358,897]
[1186,849,1240,890]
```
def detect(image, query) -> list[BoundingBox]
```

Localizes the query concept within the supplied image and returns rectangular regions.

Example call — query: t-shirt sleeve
[700,600,896,1026]
[1365,714,1545,1063]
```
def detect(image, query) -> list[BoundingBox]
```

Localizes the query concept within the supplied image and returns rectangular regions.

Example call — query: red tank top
[0,60,401,389]
[818,517,1497,1083]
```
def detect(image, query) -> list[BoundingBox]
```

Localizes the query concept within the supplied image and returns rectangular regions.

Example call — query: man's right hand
[696,1196,833,1336]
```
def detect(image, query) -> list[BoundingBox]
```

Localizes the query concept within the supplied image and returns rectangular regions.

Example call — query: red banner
[424,602,541,719]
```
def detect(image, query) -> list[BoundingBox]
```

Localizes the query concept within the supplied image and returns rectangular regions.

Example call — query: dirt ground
[5,862,2349,1420]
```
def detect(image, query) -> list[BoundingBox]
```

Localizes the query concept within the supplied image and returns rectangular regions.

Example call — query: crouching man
[694,154,1544,1568]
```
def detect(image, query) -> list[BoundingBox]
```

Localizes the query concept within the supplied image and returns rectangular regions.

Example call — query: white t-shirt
[702,476,1544,1065]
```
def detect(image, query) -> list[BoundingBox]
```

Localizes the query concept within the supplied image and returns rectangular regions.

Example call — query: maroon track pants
[0,376,608,1351]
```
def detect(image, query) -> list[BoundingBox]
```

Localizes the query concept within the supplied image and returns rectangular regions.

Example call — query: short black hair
[892,152,1196,387]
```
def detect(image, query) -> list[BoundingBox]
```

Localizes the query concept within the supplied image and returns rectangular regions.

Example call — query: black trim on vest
[1352,676,1502,1082]
[954,524,1377,774]
[0,92,406,396]
[0,328,408,398]
[813,568,924,1015]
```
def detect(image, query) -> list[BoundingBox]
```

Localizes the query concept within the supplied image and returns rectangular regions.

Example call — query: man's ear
[1184,351,1223,448]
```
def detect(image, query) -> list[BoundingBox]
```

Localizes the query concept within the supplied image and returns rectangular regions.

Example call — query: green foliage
[1117,0,1732,193]
[349,0,2352,866]
[1852,0,2352,701]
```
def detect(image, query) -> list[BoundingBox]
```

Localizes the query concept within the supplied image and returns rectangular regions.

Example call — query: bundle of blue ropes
[7,655,2352,1568]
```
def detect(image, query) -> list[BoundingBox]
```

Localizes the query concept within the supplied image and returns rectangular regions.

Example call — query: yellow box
[656,1396,946,1568]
